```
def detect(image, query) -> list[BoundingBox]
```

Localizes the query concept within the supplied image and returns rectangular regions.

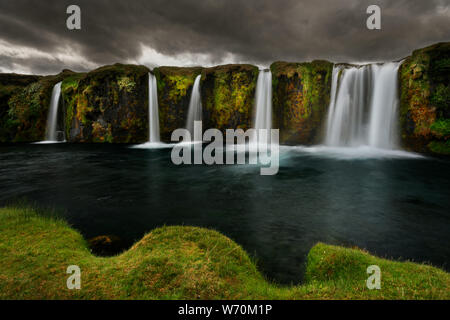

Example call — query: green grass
[0,206,448,300]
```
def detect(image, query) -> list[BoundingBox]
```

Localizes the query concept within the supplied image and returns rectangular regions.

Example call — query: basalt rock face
[200,64,259,133]
[399,42,450,155]
[64,64,150,143]
[153,66,203,142]
[0,74,42,142]
[271,60,333,145]
[5,71,73,142]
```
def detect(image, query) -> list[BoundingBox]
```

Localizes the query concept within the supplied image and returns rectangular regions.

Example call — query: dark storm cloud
[0,0,449,74]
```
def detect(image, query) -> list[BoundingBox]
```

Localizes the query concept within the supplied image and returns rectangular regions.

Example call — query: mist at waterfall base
[1,143,449,284]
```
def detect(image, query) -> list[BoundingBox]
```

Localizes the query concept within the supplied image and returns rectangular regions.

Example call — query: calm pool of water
[1,143,449,284]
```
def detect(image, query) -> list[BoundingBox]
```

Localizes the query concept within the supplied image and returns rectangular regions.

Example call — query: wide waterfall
[185,75,202,139]
[44,81,63,142]
[325,62,401,149]
[148,72,160,143]
[253,69,272,144]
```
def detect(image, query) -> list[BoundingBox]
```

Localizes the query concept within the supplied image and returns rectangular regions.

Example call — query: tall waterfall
[148,73,160,143]
[325,62,401,149]
[185,75,202,139]
[253,69,272,144]
[45,81,63,142]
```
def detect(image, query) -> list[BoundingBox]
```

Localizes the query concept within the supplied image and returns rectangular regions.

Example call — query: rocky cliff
[4,71,75,142]
[0,42,448,157]
[271,60,333,145]
[201,64,258,133]
[63,64,150,143]
[153,66,203,142]
[0,74,42,142]
[399,42,450,155]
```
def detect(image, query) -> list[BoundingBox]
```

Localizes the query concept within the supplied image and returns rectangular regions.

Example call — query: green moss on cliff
[0,74,41,142]
[201,64,258,132]
[65,64,150,143]
[153,67,203,142]
[6,71,73,142]
[399,42,450,155]
[61,73,86,140]
[271,60,333,145]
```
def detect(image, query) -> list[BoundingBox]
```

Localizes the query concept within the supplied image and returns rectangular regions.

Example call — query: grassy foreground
[0,206,448,300]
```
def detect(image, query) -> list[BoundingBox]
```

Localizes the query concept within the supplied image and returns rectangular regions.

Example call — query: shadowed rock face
[63,64,150,143]
[399,42,450,156]
[153,66,203,142]
[271,60,333,145]
[200,64,259,133]
[0,74,42,142]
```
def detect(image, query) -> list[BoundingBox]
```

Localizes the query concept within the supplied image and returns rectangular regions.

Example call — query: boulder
[88,234,127,256]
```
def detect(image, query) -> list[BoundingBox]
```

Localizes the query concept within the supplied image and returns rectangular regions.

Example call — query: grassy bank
[0,206,448,299]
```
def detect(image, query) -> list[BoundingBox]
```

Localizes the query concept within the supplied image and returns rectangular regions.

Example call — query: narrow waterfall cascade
[325,62,401,149]
[253,69,273,144]
[148,72,160,143]
[44,82,63,142]
[185,75,202,140]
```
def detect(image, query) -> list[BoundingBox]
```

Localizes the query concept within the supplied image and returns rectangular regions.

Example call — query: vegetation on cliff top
[0,206,448,300]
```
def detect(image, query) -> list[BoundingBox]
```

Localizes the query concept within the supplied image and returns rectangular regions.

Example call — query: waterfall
[148,72,160,143]
[325,62,400,149]
[185,75,202,139]
[253,69,272,144]
[45,81,63,142]
[368,64,401,148]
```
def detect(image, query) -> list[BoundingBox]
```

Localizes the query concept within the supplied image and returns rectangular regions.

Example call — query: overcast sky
[0,0,449,74]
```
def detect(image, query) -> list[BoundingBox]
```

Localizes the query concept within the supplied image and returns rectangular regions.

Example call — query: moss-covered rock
[399,42,450,155]
[153,67,203,142]
[6,71,74,142]
[88,234,126,256]
[65,64,150,143]
[201,64,258,132]
[0,74,42,142]
[271,60,333,145]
